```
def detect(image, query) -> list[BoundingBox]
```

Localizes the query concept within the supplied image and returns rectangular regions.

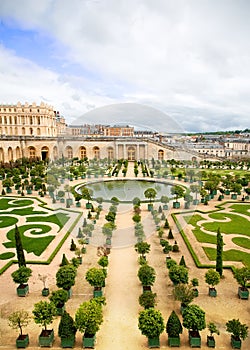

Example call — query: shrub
[139,291,157,309]
[166,310,183,337]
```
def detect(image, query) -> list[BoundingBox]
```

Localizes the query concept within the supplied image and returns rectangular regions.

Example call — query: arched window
[0,148,4,162]
[8,147,13,161]
[65,146,73,159]
[158,149,164,160]
[93,146,100,159]
[16,147,21,159]
[22,127,25,135]
[80,146,87,159]
[41,146,49,161]
[28,146,36,159]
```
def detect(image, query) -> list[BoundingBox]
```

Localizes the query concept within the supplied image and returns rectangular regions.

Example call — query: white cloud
[0,0,250,131]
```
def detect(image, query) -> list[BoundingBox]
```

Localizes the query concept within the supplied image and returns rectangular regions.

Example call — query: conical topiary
[70,239,76,251]
[179,255,187,267]
[168,228,174,239]
[60,253,69,266]
[58,311,77,339]
[166,310,183,337]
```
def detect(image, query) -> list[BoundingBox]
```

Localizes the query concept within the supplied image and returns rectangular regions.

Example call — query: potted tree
[191,278,199,297]
[144,188,157,211]
[171,185,185,209]
[75,298,104,348]
[135,241,151,262]
[33,300,57,347]
[58,311,77,348]
[226,318,248,349]
[56,264,77,299]
[11,266,32,297]
[49,289,68,316]
[138,264,156,292]
[168,265,188,285]
[86,267,106,297]
[182,304,206,348]
[173,283,196,314]
[8,310,31,348]
[233,267,250,300]
[160,195,169,210]
[138,308,165,348]
[139,291,157,309]
[38,274,50,297]
[205,269,220,297]
[166,310,183,347]
[207,322,220,348]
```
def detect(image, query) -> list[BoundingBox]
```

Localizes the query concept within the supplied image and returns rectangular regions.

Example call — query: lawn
[204,213,250,236]
[203,247,250,268]
[0,198,33,210]
[229,203,250,216]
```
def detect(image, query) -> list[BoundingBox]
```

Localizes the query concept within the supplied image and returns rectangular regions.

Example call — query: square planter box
[168,335,180,347]
[193,199,199,205]
[148,336,160,348]
[56,303,65,316]
[61,336,75,348]
[86,203,93,209]
[231,335,241,349]
[189,330,201,348]
[42,288,50,297]
[238,286,249,300]
[163,204,168,210]
[148,204,153,211]
[209,287,217,297]
[39,329,54,347]
[17,284,29,297]
[173,202,180,209]
[16,334,29,348]
[207,335,215,348]
[231,194,237,199]
[83,334,96,348]
[93,287,103,298]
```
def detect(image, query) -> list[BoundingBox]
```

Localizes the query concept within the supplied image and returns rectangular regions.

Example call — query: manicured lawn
[232,237,250,249]
[203,247,250,268]
[3,224,55,256]
[193,227,217,244]
[26,213,70,229]
[204,213,250,236]
[0,252,15,260]
[0,215,18,228]
[9,207,47,215]
[229,203,250,216]
[183,214,204,226]
[0,198,33,209]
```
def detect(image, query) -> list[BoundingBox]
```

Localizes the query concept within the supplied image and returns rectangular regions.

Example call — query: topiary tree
[138,264,156,287]
[166,310,183,338]
[11,266,32,286]
[14,225,26,267]
[60,253,69,266]
[33,301,57,331]
[166,259,177,269]
[182,304,206,333]
[168,228,174,239]
[226,319,248,344]
[86,267,106,288]
[216,227,223,277]
[58,311,77,340]
[70,239,77,251]
[49,289,68,308]
[138,308,165,341]
[179,255,187,267]
[56,265,77,292]
[144,188,157,204]
[169,265,188,285]
[234,267,250,288]
[139,291,157,309]
[75,298,103,337]
[135,242,151,259]
[205,269,220,295]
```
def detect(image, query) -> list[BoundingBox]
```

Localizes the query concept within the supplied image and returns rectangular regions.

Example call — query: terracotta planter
[16,334,29,348]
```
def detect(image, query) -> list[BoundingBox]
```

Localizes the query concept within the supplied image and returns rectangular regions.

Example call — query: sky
[0,0,250,133]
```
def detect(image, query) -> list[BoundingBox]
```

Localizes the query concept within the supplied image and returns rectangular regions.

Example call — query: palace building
[0,101,248,163]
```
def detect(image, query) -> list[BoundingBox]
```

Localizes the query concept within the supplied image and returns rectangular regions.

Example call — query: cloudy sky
[0,0,250,132]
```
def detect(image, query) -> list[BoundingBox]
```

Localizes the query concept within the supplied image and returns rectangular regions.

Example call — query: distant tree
[216,227,223,277]
[14,225,26,267]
